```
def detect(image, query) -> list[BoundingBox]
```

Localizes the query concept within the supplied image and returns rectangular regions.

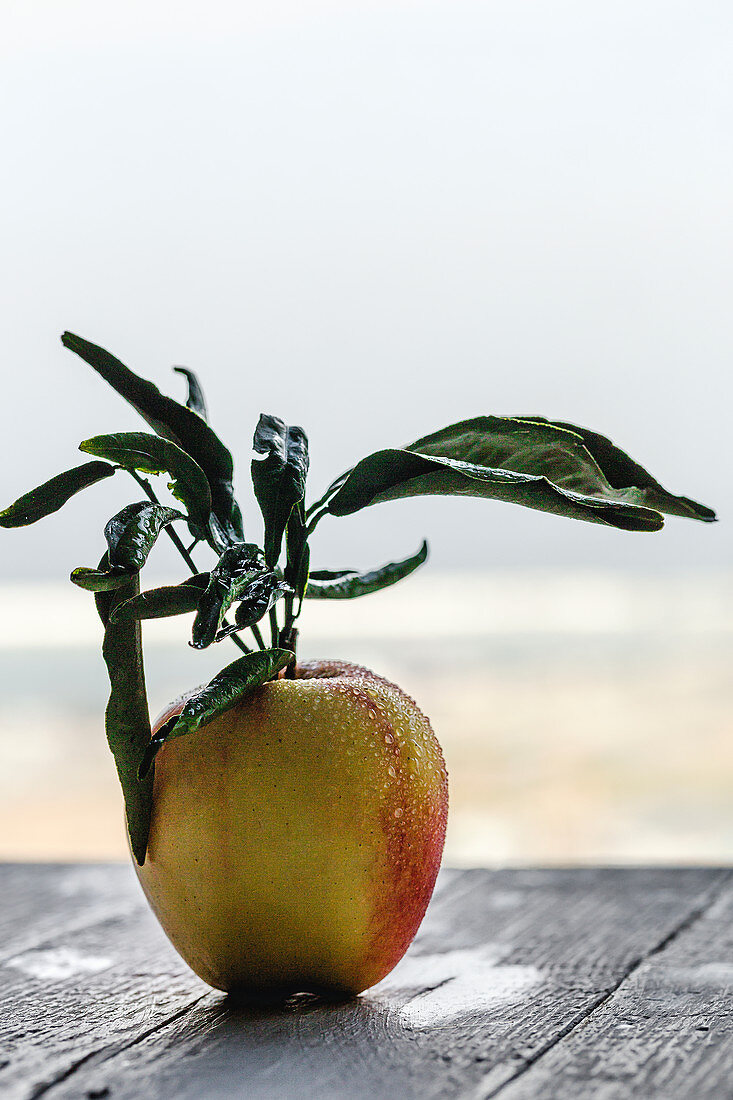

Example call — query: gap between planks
[17,869,472,1099]
[478,868,733,1100]
[27,997,209,1100]
[9,867,729,1100]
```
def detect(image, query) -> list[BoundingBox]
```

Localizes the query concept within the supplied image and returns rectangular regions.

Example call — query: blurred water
[1,571,731,865]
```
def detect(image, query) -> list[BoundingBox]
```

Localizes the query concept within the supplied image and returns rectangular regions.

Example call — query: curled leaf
[70,566,131,592]
[0,461,115,528]
[216,573,292,640]
[80,431,212,534]
[62,333,243,546]
[306,540,428,599]
[173,366,208,421]
[140,648,292,774]
[192,543,268,649]
[105,501,184,572]
[71,502,185,593]
[251,414,309,566]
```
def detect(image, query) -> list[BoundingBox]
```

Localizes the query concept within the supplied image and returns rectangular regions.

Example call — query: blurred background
[1,0,730,864]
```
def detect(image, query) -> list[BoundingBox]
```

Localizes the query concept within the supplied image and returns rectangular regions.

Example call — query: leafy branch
[1,333,716,862]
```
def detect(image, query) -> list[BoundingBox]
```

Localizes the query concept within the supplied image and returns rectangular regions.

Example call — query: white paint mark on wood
[56,867,126,897]
[655,962,733,990]
[486,890,525,910]
[378,947,542,1028]
[6,946,113,981]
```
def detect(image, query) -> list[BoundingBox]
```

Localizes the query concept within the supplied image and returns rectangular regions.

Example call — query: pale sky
[1,0,729,580]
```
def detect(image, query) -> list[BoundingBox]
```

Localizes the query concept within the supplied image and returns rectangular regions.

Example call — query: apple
[135,659,448,997]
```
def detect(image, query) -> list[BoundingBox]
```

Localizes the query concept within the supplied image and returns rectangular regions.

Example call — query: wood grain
[0,864,134,963]
[0,863,206,1100]
[495,872,733,1099]
[2,865,729,1099]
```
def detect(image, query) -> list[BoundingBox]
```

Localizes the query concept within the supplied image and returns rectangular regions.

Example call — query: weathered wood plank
[0,863,207,1100]
[0,864,134,963]
[492,871,733,1099]
[0,866,460,1100]
[31,867,723,1100]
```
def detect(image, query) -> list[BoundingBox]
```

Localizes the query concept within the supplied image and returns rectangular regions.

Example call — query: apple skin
[134,659,448,998]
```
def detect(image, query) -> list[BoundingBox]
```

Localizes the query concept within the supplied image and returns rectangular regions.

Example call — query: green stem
[126,470,255,655]
[226,632,251,656]
[305,509,328,537]
[130,471,199,573]
[305,481,341,519]
[281,589,303,650]
[220,630,252,653]
[269,606,279,649]
[283,592,295,629]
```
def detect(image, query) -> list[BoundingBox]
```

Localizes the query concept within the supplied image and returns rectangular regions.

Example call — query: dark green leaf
[320,416,679,532]
[80,431,212,533]
[405,417,589,473]
[192,543,267,649]
[168,648,291,740]
[140,648,292,773]
[173,366,208,421]
[324,447,663,531]
[110,574,210,624]
[0,460,115,528]
[95,563,155,864]
[105,501,184,572]
[70,566,131,592]
[71,504,183,592]
[251,414,309,566]
[284,499,309,611]
[62,333,244,547]
[518,416,716,522]
[216,573,292,639]
[306,540,428,599]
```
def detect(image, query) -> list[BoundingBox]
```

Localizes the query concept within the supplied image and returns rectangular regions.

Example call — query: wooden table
[3,865,733,1099]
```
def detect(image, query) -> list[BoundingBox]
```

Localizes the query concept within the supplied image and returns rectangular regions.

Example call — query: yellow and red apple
[135,660,448,997]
